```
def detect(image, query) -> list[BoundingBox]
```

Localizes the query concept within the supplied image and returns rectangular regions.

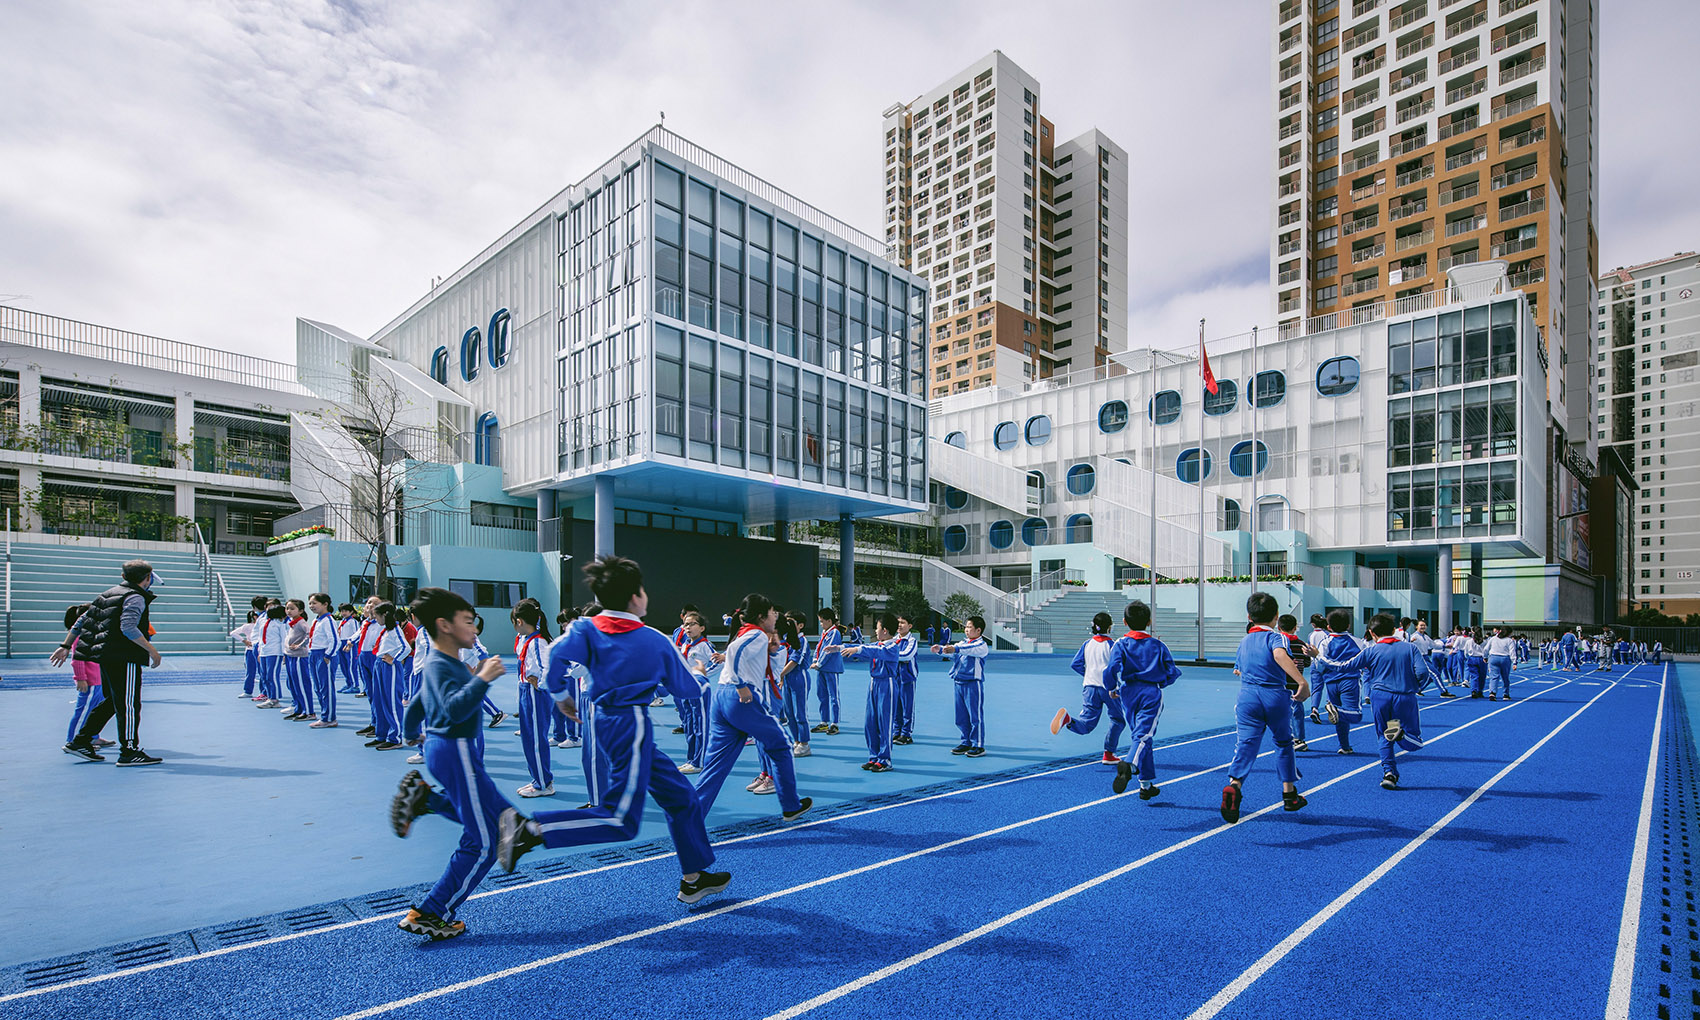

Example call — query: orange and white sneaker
[1050,708,1071,735]
[398,908,465,940]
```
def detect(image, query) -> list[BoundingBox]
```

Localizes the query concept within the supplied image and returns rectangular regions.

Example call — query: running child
[495,555,731,906]
[1101,600,1181,800]
[1279,613,1315,751]
[62,604,111,748]
[782,610,812,756]
[1309,608,1366,753]
[1050,612,1129,765]
[934,614,989,756]
[1220,592,1310,823]
[812,607,844,736]
[1327,613,1427,789]
[674,611,716,774]
[386,586,510,940]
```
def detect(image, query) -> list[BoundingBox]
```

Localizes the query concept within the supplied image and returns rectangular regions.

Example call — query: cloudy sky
[2,0,1696,362]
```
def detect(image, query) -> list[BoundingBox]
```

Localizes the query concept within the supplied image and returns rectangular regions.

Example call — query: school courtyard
[0,652,1683,1019]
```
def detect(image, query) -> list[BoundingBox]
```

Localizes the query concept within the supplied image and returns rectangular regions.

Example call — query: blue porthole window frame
[988,519,1014,549]
[1025,414,1052,446]
[1177,447,1212,483]
[1223,497,1242,531]
[1248,370,1286,408]
[460,327,481,382]
[474,412,500,466]
[944,486,969,510]
[944,431,968,448]
[1228,440,1270,477]
[1317,356,1361,396]
[1065,463,1096,496]
[1021,517,1049,546]
[1065,513,1093,544]
[993,421,1018,450]
[430,346,449,385]
[1150,390,1182,424]
[1203,379,1238,416]
[1098,400,1129,434]
[943,524,968,553]
[486,308,511,368]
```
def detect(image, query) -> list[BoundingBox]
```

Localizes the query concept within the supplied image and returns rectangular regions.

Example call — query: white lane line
[1605,660,1670,1020]
[328,696,1479,1020]
[0,722,1268,1003]
[758,682,1574,1020]
[1185,678,1620,1020]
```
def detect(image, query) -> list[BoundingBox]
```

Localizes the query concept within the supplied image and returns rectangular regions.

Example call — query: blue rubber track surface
[2,660,1678,1019]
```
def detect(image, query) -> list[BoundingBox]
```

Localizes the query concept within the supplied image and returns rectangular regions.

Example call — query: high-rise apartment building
[1596,252,1700,616]
[1271,0,1597,453]
[883,51,1128,399]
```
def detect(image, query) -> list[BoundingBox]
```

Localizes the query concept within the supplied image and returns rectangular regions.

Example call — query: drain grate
[1656,679,1699,1020]
[22,959,88,989]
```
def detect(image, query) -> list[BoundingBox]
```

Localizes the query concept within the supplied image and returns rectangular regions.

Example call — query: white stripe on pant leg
[540,706,647,833]
[128,664,141,746]
[445,738,493,914]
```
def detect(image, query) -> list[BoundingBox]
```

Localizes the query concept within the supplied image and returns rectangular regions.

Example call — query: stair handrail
[4,507,12,659]
[194,523,239,651]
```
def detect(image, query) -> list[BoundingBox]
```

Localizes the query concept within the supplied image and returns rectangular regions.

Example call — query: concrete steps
[1011,590,1247,659]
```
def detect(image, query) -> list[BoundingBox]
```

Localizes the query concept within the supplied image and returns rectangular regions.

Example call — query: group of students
[1538,628,1661,670]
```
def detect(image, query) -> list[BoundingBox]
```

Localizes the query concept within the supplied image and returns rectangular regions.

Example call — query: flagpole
[1147,348,1157,608]
[1249,324,1259,598]
[1196,318,1206,663]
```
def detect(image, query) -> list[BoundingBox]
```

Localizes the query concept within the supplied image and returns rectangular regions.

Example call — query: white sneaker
[555,738,581,748]
[677,762,702,774]
[517,783,556,798]
[751,776,777,795]
[406,753,425,764]
[792,743,812,757]
[745,774,766,792]
[650,697,667,707]
[1384,718,1404,744]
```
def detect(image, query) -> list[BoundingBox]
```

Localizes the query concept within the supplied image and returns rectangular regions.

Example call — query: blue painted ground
[0,655,1680,1020]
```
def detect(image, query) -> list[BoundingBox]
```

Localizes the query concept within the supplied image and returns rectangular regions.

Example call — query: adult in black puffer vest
[52,559,164,766]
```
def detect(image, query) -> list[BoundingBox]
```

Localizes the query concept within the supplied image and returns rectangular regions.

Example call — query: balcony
[1492,94,1539,121]
[1391,68,1429,94]
[1500,124,1546,150]
[1279,151,1301,169]
[1280,1,1301,22]
[1343,276,1380,296]
[1343,89,1382,114]
[1280,30,1302,53]
[1494,23,1538,53]
[1437,249,1480,270]
[1279,239,1301,255]
[1438,47,1480,74]
[1394,263,1429,282]
[1389,198,1429,220]
[1352,118,1386,140]
[1398,98,1435,124]
[1498,196,1546,221]
[1278,210,1302,227]
[1438,180,1479,204]
[1447,10,1486,37]
[1491,163,1538,189]
[1446,79,1486,105]
[1278,269,1302,285]
[1351,178,1387,200]
[1278,181,1301,198]
[1438,114,1479,140]
[1280,59,1302,83]
[1500,54,1546,84]
[1395,35,1434,60]
[1344,213,1381,235]
[1353,243,1386,263]
[1391,5,1429,31]
[1491,235,1538,258]
[1396,228,1434,250]
[1499,0,1533,13]
[1444,146,1486,170]
[1344,149,1382,172]
[1507,267,1545,286]
[1278,297,1301,314]
[1354,53,1387,78]
[1342,28,1380,51]
[1280,87,1302,111]
[1279,121,1303,140]
[1445,214,1486,236]
[1353,0,1379,14]
[1389,132,1428,156]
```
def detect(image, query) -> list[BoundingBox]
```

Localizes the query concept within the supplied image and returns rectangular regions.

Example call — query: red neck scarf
[1091,634,1111,643]
[1124,631,1151,640]
[592,613,644,634]
[1247,625,1277,634]
[1376,636,1400,644]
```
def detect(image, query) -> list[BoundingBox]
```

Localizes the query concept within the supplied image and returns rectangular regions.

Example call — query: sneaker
[356,725,377,737]
[783,798,813,822]
[1440,691,1458,699]
[893,735,912,745]
[1112,761,1134,794]
[793,743,812,757]
[296,713,318,722]
[517,783,555,798]
[1282,789,1308,811]
[810,723,830,733]
[1308,708,1321,724]
[964,747,985,758]
[951,744,971,755]
[868,761,893,772]
[259,699,280,709]
[116,749,162,767]
[1487,693,1498,701]
[1380,773,1399,790]
[397,908,465,940]
[826,724,839,735]
[1101,751,1124,765]
[1469,692,1483,699]
[63,740,104,762]
[650,697,667,707]
[677,762,702,774]
[238,690,254,698]
[390,771,433,837]
[406,753,425,764]
[1139,784,1162,801]
[751,776,776,795]
[746,774,766,791]
[1050,708,1071,735]
[1220,783,1243,824]
[1293,739,1309,752]
[860,760,876,770]
[1337,746,1354,755]
[93,737,117,748]
[496,809,541,873]
[678,870,732,905]
[672,726,686,734]
[373,742,403,751]
[1323,702,1339,724]
[1384,718,1404,744]
[487,711,506,728]
[309,719,338,728]
[364,738,385,747]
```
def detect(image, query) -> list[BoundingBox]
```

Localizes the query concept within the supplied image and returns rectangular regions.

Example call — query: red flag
[1200,336,1219,395]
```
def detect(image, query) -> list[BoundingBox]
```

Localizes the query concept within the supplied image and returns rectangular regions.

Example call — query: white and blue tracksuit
[456,638,506,722]
[894,632,919,738]
[1331,638,1426,779]
[236,621,258,695]
[1065,635,1127,755]
[947,636,990,749]
[695,625,804,814]
[529,612,716,874]
[1103,631,1181,783]
[515,629,554,791]
[335,616,360,692]
[545,638,607,802]
[1228,628,1301,786]
[1311,631,1367,748]
[1485,634,1516,698]
[814,625,843,724]
[1463,638,1488,694]
[374,626,407,743]
[848,638,901,766]
[677,637,716,767]
[309,611,339,723]
[256,617,285,701]
[782,635,811,745]
[403,649,503,921]
[358,619,383,707]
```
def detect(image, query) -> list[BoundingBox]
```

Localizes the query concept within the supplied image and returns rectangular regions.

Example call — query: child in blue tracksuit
[512,603,555,799]
[1328,613,1427,789]
[892,615,920,744]
[1051,612,1128,764]
[256,604,287,708]
[387,586,510,940]
[497,555,731,906]
[782,610,812,753]
[1221,593,1311,823]
[462,615,506,729]
[813,608,844,734]
[307,594,340,728]
[1309,608,1367,753]
[933,614,990,756]
[243,595,267,696]
[335,603,360,693]
[834,612,901,771]
[675,612,716,773]
[548,610,580,746]
[1279,614,1315,751]
[1100,600,1181,799]
[694,594,812,819]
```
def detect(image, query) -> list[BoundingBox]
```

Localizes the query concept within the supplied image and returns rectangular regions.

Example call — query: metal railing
[1438,48,1480,75]
[194,523,239,650]
[1439,182,1480,204]
[4,508,11,659]
[1497,197,1545,222]
[1492,94,1538,121]
[1499,54,1545,84]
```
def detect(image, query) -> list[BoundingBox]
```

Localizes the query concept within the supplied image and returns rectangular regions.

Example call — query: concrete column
[839,513,854,626]
[1437,544,1453,630]
[1470,544,1484,626]
[774,518,789,544]
[173,393,195,469]
[593,475,614,559]
[175,482,196,531]
[18,366,41,435]
[535,490,556,554]
[14,465,39,534]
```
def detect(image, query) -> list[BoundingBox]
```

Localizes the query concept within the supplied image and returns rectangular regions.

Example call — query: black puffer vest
[77,582,156,664]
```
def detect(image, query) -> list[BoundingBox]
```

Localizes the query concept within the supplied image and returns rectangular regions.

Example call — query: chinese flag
[1201,337,1218,395]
